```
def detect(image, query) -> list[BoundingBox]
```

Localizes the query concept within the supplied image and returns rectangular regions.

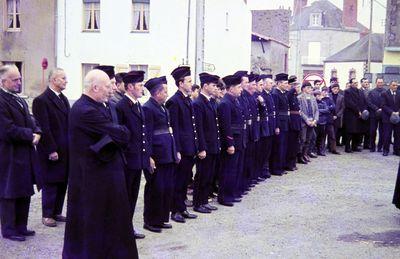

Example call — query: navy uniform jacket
[381,89,400,124]
[166,90,198,156]
[193,94,221,155]
[243,90,260,142]
[287,88,302,131]
[238,93,251,144]
[272,88,290,132]
[0,89,42,198]
[143,97,178,164]
[218,94,246,151]
[32,88,70,184]
[259,90,276,137]
[116,95,150,170]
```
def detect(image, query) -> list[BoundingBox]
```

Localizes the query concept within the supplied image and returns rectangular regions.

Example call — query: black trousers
[300,126,314,154]
[270,131,288,174]
[316,124,327,154]
[258,136,273,177]
[193,154,218,207]
[286,130,300,169]
[143,163,175,226]
[0,197,31,236]
[383,123,400,153]
[243,141,256,189]
[171,155,194,213]
[125,169,142,225]
[326,124,337,152]
[345,132,360,151]
[42,182,67,218]
[370,117,383,150]
[218,150,242,203]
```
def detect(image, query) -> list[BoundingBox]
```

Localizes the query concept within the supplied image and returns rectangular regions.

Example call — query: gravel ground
[1,147,400,258]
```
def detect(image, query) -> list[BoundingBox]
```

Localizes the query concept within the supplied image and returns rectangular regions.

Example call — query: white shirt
[124,93,138,104]
[49,86,61,97]
[201,92,211,101]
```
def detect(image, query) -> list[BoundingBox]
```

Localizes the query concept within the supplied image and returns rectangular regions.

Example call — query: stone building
[289,0,368,79]
[251,9,290,75]
[382,0,400,81]
[0,0,57,101]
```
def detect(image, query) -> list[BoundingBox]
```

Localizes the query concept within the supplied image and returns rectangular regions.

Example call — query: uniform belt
[153,127,173,135]
[278,111,290,116]
[290,111,300,115]
[260,117,269,122]
[232,124,246,130]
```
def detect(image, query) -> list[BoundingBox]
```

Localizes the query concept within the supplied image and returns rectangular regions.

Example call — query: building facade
[382,0,400,80]
[56,0,252,100]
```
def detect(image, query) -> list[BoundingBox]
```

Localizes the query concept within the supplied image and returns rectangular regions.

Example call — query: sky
[247,0,387,33]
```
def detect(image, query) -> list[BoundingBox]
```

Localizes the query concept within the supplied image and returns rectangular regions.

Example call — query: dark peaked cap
[233,70,248,78]
[159,76,167,84]
[248,73,258,83]
[275,73,288,81]
[94,65,115,79]
[123,70,145,84]
[145,76,165,92]
[171,66,191,81]
[222,75,242,87]
[259,74,273,80]
[199,73,220,85]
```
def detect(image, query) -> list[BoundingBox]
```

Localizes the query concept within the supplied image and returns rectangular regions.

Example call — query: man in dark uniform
[343,78,365,153]
[142,76,179,232]
[0,65,42,242]
[381,81,400,156]
[367,78,385,152]
[63,69,138,258]
[166,66,198,223]
[271,73,290,176]
[286,76,302,171]
[32,68,70,228]
[115,70,147,239]
[110,72,127,105]
[217,74,245,207]
[192,72,221,213]
[258,75,276,179]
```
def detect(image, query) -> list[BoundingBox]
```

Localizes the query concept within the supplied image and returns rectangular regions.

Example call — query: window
[82,63,99,88]
[309,13,321,27]
[130,64,148,79]
[132,0,149,32]
[6,0,20,31]
[83,0,100,31]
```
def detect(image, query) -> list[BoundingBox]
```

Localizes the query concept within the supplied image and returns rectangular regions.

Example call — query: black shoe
[383,151,389,156]
[143,224,162,233]
[19,230,35,236]
[282,171,288,175]
[203,204,218,211]
[218,200,234,207]
[345,149,353,153]
[54,215,67,222]
[284,167,295,171]
[309,152,318,158]
[370,148,376,152]
[293,166,298,170]
[133,230,145,239]
[271,172,283,176]
[232,198,242,203]
[257,176,266,181]
[394,152,400,157]
[331,150,341,155]
[298,156,308,164]
[352,148,362,152]
[171,212,186,223]
[182,210,197,219]
[3,235,26,241]
[377,148,382,152]
[159,223,172,229]
[249,184,256,188]
[317,152,326,156]
[194,206,211,214]
[242,191,249,195]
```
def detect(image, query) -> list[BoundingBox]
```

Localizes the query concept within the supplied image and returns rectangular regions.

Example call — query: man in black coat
[343,78,365,153]
[32,68,70,228]
[217,74,246,207]
[142,76,179,233]
[359,78,371,149]
[166,66,198,223]
[192,72,221,213]
[367,78,385,152]
[381,81,400,156]
[393,161,400,209]
[0,65,42,242]
[329,83,344,150]
[116,70,148,239]
[271,73,290,176]
[94,65,119,123]
[62,69,138,258]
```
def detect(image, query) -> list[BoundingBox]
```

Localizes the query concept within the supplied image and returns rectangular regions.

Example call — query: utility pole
[185,0,191,65]
[367,0,373,73]
[195,0,205,84]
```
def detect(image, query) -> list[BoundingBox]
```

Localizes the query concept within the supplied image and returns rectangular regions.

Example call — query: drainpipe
[185,0,191,65]
[194,0,205,84]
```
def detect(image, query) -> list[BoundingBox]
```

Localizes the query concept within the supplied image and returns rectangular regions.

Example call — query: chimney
[342,0,358,28]
[293,0,307,16]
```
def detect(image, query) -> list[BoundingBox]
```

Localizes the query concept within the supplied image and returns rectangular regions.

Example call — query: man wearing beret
[217,74,246,206]
[271,73,290,176]
[166,66,198,223]
[116,70,147,239]
[381,80,400,156]
[192,72,221,213]
[142,76,179,232]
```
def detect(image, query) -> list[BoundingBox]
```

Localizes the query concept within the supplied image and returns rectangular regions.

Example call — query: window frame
[309,13,322,27]
[132,2,150,32]
[5,0,21,32]
[129,64,149,79]
[82,2,100,32]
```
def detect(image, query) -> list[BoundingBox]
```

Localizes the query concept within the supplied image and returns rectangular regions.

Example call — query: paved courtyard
[1,147,400,258]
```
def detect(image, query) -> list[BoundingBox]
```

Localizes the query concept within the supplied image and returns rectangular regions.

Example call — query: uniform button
[192,116,195,119]
[143,141,146,144]
[142,125,145,128]
[142,149,146,152]
[142,133,145,136]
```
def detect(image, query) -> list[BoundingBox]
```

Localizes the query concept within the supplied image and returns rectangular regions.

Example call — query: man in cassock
[393,162,400,209]
[192,72,221,213]
[142,76,179,233]
[33,68,70,228]
[62,69,138,259]
[0,65,42,242]
[116,70,148,239]
[166,66,198,223]
[94,65,119,123]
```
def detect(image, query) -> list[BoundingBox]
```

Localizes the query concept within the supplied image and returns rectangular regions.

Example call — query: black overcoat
[343,87,365,133]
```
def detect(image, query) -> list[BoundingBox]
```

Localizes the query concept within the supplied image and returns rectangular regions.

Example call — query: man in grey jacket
[298,81,319,163]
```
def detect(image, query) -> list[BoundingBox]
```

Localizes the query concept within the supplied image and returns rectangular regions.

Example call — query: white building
[56,0,252,100]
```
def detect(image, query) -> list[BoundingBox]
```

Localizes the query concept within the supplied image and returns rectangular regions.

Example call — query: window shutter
[132,0,149,3]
